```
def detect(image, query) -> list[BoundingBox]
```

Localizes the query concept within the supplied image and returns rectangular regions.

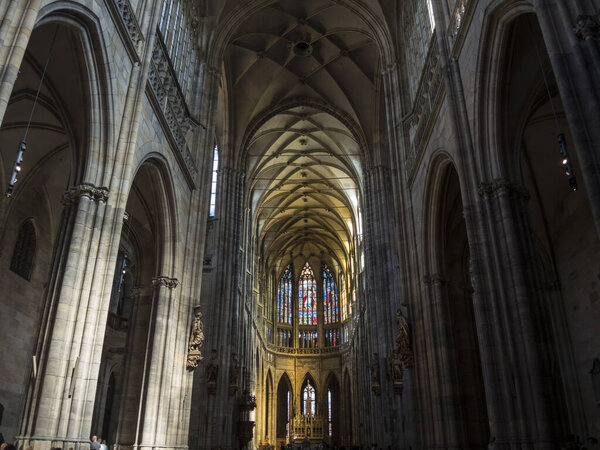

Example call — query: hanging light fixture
[5,26,59,197]
[529,18,578,192]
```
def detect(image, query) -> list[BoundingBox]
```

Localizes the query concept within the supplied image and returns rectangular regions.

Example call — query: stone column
[427,2,566,448]
[534,0,600,238]
[136,276,180,450]
[421,274,462,448]
[195,167,244,450]
[17,184,114,450]
[361,165,402,448]
[0,0,41,124]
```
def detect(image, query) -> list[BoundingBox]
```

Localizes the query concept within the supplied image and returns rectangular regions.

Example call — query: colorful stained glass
[322,264,339,324]
[298,262,317,325]
[298,330,318,348]
[324,329,340,347]
[277,265,293,324]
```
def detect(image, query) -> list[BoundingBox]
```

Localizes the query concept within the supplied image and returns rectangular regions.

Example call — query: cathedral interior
[1,0,600,449]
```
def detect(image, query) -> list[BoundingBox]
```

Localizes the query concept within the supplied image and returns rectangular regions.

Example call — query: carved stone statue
[388,349,404,395]
[186,311,204,369]
[396,309,414,368]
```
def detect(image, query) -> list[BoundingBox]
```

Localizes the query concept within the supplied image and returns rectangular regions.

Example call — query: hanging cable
[529,18,577,192]
[6,26,60,197]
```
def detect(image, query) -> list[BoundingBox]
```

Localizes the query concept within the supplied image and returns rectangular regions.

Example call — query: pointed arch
[277,264,293,324]
[324,372,340,443]
[265,369,273,439]
[300,372,317,416]
[276,372,293,439]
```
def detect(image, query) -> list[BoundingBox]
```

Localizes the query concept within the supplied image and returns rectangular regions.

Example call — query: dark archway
[265,370,273,441]
[324,373,340,445]
[439,165,489,447]
[276,373,292,439]
[343,370,352,446]
[495,13,599,438]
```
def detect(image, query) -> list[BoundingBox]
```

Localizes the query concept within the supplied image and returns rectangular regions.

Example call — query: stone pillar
[534,0,600,238]
[0,0,41,124]
[17,184,113,450]
[195,167,244,450]
[427,2,568,447]
[421,274,462,448]
[137,276,180,450]
[362,165,402,448]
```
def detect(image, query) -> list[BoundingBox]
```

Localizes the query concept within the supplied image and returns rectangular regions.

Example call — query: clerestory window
[209,144,219,217]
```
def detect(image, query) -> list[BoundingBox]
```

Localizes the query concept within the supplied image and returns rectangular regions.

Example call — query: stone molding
[147,32,198,182]
[478,178,529,200]
[151,275,180,289]
[448,0,469,38]
[266,342,348,356]
[105,0,143,62]
[113,0,142,45]
[574,13,600,40]
[404,38,444,184]
[62,183,109,205]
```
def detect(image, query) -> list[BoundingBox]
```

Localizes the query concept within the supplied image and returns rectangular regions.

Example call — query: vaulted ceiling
[219,0,387,277]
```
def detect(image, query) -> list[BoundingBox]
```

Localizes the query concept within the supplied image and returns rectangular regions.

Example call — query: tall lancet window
[298,262,317,325]
[209,144,219,216]
[322,264,339,324]
[278,265,293,324]
[302,381,316,416]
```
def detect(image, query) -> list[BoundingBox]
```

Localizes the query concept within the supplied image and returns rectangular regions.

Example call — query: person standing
[100,439,108,450]
[90,436,101,450]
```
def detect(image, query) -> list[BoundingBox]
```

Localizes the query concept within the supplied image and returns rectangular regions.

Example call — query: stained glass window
[209,144,219,216]
[328,389,332,436]
[302,381,316,416]
[322,264,339,324]
[278,329,292,347]
[278,265,293,324]
[298,262,317,325]
[298,330,318,349]
[324,329,339,347]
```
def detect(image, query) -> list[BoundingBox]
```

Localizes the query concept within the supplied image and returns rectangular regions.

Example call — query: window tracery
[277,265,293,324]
[302,380,316,416]
[322,264,339,324]
[298,262,317,325]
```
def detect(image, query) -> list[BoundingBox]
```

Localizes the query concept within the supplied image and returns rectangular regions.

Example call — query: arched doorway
[324,373,340,445]
[423,157,490,448]
[265,370,273,442]
[439,165,489,447]
[276,373,292,441]
[0,20,94,442]
[493,13,600,438]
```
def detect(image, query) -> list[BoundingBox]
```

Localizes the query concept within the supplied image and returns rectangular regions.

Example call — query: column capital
[62,183,109,205]
[151,276,180,289]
